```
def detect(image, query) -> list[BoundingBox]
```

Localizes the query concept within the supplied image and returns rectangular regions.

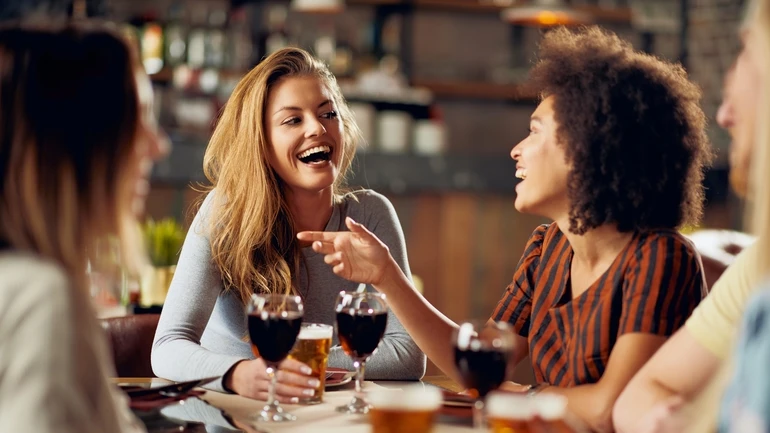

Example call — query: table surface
[118,375,472,432]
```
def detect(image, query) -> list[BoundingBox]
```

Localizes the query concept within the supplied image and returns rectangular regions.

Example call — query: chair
[100,314,161,377]
[687,229,756,290]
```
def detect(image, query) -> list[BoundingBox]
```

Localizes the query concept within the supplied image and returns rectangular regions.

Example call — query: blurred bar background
[1,0,746,374]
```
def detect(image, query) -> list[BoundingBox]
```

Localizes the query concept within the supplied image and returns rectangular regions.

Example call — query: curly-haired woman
[298,26,712,432]
[151,47,425,403]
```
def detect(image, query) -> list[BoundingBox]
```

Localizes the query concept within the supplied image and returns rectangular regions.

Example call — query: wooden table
[118,375,471,432]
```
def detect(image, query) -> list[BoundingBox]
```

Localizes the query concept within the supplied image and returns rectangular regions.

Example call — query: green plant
[143,218,185,267]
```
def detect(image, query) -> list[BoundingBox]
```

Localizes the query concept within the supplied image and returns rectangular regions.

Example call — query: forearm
[539,384,616,433]
[151,338,246,392]
[374,258,462,384]
[612,375,681,433]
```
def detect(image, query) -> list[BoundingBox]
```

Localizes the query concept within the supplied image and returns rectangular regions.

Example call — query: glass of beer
[453,321,515,429]
[369,385,443,433]
[246,293,303,422]
[530,394,573,433]
[486,392,534,433]
[335,291,389,414]
[287,323,333,404]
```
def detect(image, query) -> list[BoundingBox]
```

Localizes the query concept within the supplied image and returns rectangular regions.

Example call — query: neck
[555,216,633,269]
[284,187,334,233]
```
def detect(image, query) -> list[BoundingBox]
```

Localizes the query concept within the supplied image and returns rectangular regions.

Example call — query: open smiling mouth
[297,145,332,165]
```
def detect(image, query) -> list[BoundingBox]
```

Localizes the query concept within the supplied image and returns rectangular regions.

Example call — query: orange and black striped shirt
[491,223,705,387]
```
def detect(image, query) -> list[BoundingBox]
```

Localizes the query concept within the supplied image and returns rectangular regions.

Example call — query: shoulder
[339,189,397,221]
[341,189,393,209]
[0,252,73,327]
[517,223,557,265]
[632,229,699,261]
[529,223,559,249]
[0,252,70,302]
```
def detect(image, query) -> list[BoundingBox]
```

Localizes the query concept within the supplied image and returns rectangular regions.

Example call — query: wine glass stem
[265,365,278,409]
[353,358,365,395]
[473,398,485,429]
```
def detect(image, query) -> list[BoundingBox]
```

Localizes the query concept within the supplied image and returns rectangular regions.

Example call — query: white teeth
[297,145,331,159]
[515,169,527,180]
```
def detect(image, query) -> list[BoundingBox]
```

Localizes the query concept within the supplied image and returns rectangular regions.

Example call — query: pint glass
[369,385,442,433]
[288,323,333,404]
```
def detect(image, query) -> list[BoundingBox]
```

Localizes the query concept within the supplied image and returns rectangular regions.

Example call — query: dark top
[491,223,705,386]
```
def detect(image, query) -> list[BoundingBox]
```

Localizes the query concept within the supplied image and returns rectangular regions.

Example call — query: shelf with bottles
[411,78,538,102]
[347,0,632,23]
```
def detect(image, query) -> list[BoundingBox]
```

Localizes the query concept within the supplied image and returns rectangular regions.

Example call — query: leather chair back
[100,314,160,377]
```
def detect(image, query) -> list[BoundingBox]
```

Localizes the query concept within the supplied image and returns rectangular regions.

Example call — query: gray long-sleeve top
[151,189,426,392]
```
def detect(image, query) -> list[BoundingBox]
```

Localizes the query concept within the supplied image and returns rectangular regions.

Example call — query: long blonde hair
[746,0,770,281]
[0,21,144,291]
[203,47,359,304]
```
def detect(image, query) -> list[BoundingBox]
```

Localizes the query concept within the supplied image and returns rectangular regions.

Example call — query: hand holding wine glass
[246,293,304,423]
[453,321,515,429]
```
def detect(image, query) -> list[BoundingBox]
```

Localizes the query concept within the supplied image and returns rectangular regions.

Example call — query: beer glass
[369,385,442,433]
[453,321,515,429]
[246,293,304,422]
[486,392,534,433]
[287,323,332,404]
[334,291,389,414]
[530,394,574,433]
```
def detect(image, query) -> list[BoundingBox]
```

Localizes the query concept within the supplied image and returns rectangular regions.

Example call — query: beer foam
[369,386,442,411]
[533,394,567,421]
[486,392,533,420]
[298,326,333,340]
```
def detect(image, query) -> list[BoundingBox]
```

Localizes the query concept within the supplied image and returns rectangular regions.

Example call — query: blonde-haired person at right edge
[612,0,770,431]
[151,47,425,402]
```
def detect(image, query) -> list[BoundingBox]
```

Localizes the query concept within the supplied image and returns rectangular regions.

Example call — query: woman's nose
[149,128,171,161]
[510,141,523,160]
[305,117,327,138]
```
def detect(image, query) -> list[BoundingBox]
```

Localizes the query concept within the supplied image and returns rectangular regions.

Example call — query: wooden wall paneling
[470,195,506,320]
[394,194,443,376]
[437,193,478,322]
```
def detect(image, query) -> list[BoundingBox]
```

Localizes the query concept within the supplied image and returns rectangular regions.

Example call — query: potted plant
[140,218,185,307]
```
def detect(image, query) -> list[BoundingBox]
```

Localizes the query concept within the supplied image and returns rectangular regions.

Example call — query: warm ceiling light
[502,0,591,27]
[291,0,344,13]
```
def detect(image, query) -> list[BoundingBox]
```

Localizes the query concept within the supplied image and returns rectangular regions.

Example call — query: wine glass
[334,291,389,414]
[246,293,304,422]
[453,321,515,429]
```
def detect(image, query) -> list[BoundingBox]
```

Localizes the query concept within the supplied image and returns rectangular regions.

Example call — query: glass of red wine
[334,291,389,414]
[453,320,515,429]
[246,293,304,422]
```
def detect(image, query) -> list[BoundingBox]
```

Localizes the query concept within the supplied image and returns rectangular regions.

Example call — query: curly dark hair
[526,26,713,235]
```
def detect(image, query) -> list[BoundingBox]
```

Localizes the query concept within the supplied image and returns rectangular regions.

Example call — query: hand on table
[224,357,318,403]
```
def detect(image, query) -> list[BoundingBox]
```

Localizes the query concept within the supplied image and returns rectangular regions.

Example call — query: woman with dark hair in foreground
[0,21,167,432]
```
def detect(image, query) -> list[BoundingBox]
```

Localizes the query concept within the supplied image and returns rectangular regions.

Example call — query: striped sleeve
[619,233,705,337]
[491,224,548,337]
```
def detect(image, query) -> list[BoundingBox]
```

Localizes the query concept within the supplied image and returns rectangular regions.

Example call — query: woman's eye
[321,111,338,119]
[283,117,300,125]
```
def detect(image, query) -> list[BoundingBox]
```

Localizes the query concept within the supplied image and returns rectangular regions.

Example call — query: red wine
[248,312,302,365]
[336,311,387,359]
[454,347,509,398]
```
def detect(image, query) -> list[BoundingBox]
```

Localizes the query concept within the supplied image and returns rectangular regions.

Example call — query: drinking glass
[453,321,515,429]
[334,291,389,414]
[246,293,304,422]
[287,323,333,404]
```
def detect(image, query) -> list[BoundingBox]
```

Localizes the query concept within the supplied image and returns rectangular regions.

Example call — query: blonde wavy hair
[745,0,770,281]
[0,21,144,291]
[203,47,359,304]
